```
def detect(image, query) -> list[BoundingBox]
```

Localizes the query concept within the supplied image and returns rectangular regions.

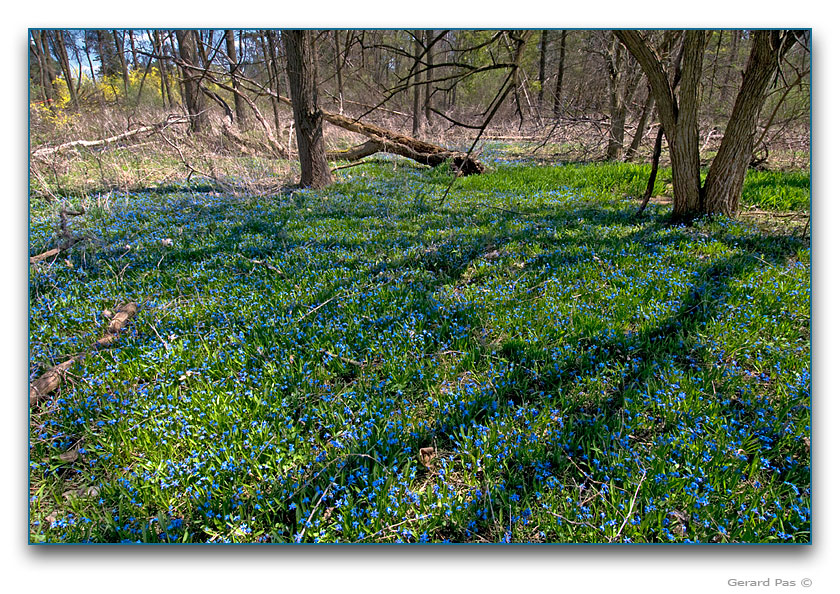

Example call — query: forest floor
[28,158,810,543]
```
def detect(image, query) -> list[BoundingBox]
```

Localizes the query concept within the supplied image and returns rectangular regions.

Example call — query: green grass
[29,161,810,543]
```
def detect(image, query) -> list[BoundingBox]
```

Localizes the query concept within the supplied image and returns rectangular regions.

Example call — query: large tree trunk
[283,30,333,189]
[615,30,703,222]
[175,30,208,133]
[702,31,799,215]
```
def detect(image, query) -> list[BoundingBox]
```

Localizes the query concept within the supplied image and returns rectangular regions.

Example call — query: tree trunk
[625,86,654,161]
[333,30,345,114]
[538,30,548,107]
[225,29,249,128]
[31,31,56,108]
[424,30,435,128]
[552,30,568,117]
[605,37,626,160]
[412,30,424,136]
[720,30,741,104]
[175,30,208,133]
[702,31,799,215]
[615,29,704,222]
[111,30,130,95]
[283,30,333,189]
[50,31,78,109]
[128,30,139,70]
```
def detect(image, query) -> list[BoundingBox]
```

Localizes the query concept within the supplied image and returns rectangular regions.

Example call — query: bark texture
[702,31,799,215]
[283,30,333,189]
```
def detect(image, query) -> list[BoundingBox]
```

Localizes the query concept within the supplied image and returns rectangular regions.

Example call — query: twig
[296,291,344,322]
[330,159,374,173]
[297,483,334,542]
[319,349,365,367]
[613,470,646,542]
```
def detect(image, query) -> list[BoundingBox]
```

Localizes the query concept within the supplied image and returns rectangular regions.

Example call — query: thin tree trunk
[424,30,434,128]
[128,30,139,70]
[152,30,173,110]
[538,30,548,107]
[552,30,567,117]
[412,30,424,136]
[31,31,55,108]
[50,31,77,108]
[261,31,283,141]
[637,125,665,214]
[333,30,345,114]
[283,30,333,189]
[112,30,130,95]
[225,29,248,127]
[720,30,741,104]
[625,86,654,161]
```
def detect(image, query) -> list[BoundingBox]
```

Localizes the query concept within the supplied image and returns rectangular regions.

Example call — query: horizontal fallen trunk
[96,302,139,347]
[166,58,487,174]
[321,112,485,175]
[251,81,485,174]
[31,301,140,416]
[30,358,76,407]
[31,114,191,160]
[29,248,61,264]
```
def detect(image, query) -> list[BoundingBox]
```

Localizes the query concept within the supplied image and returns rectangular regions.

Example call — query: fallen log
[30,358,76,407]
[167,58,487,174]
[95,302,139,347]
[29,248,61,264]
[31,114,191,160]
[30,302,139,413]
[320,112,485,175]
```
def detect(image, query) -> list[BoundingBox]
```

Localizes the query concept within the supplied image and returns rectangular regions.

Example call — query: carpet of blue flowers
[29,161,810,543]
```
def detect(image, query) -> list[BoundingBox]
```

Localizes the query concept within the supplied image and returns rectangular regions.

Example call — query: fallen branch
[30,358,76,407]
[29,248,61,264]
[31,114,191,160]
[95,302,139,347]
[165,57,485,174]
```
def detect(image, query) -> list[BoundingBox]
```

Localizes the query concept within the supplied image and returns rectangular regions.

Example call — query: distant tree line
[29,29,810,219]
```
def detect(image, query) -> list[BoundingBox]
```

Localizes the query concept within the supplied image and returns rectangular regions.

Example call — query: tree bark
[615,30,703,222]
[31,31,56,108]
[552,30,568,117]
[283,30,333,189]
[538,30,548,107]
[175,30,208,133]
[412,30,424,136]
[225,29,249,128]
[50,31,78,109]
[424,30,435,128]
[702,31,799,215]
